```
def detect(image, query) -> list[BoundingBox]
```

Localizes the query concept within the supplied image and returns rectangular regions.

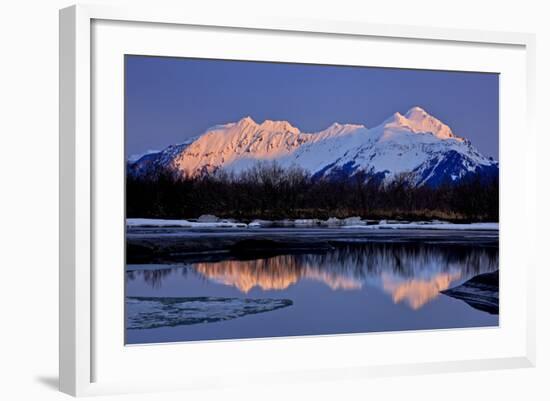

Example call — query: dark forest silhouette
[126,162,498,222]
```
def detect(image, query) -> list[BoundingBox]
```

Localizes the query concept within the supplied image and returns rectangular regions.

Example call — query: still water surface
[126,236,498,344]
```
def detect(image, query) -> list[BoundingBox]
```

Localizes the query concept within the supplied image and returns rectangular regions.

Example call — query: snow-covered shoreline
[342,222,498,230]
[126,218,247,228]
[126,217,498,231]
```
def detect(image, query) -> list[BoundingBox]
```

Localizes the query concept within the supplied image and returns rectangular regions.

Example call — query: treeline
[126,162,499,222]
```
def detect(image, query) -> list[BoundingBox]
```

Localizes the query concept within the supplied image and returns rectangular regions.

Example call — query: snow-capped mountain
[128,107,498,187]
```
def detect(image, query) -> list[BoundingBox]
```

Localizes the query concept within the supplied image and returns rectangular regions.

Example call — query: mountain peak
[259,119,299,133]
[238,116,257,126]
[405,106,429,119]
[383,111,407,126]
[382,107,460,141]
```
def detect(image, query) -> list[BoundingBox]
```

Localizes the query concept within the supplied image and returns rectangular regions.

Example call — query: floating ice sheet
[126,296,293,329]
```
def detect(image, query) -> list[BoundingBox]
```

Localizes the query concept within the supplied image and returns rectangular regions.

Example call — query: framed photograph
[59,4,536,396]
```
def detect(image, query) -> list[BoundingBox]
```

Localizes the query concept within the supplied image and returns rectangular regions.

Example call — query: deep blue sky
[126,55,499,159]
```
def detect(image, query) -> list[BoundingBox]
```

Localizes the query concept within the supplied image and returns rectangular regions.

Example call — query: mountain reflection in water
[127,243,498,310]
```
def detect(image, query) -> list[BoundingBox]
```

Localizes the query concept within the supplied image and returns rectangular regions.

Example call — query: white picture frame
[59,3,536,397]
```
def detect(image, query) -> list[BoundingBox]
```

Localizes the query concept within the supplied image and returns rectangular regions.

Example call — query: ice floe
[126,296,293,329]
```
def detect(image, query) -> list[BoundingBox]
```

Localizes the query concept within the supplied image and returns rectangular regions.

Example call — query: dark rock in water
[230,238,334,256]
[127,296,293,329]
[441,270,499,314]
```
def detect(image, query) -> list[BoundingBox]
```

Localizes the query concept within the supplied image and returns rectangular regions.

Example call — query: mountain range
[128,107,498,187]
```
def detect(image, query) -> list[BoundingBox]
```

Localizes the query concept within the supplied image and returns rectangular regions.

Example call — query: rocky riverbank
[441,270,499,314]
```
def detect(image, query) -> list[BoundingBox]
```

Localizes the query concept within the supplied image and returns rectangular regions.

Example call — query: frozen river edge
[126,223,499,265]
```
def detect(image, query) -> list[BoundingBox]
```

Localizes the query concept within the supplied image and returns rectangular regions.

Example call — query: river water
[125,227,498,344]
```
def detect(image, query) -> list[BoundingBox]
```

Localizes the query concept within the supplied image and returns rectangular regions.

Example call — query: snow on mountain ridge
[128,107,497,187]
[380,107,460,141]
